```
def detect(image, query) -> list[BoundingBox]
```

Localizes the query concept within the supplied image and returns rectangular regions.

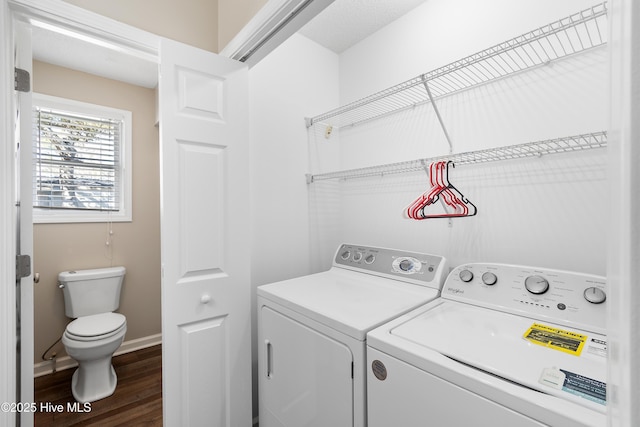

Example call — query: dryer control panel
[333,244,448,289]
[443,263,606,334]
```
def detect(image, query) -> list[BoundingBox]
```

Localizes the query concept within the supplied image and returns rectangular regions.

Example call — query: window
[32,94,132,223]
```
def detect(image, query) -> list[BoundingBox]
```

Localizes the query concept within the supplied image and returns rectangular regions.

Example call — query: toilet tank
[58,266,126,318]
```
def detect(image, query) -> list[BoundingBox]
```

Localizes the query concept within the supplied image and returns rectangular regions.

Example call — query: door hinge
[14,68,30,92]
[16,255,31,280]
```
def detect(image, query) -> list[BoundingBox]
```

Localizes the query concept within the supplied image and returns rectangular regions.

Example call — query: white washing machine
[367,263,607,427]
[257,244,448,427]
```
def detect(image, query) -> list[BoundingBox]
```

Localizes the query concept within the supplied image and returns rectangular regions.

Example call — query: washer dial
[482,272,498,286]
[525,275,550,295]
[459,269,474,283]
[584,287,606,304]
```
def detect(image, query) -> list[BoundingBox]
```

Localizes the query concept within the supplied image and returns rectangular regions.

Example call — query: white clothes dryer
[367,263,607,427]
[257,244,448,427]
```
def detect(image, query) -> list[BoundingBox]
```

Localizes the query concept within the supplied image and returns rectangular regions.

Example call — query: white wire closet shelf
[306,132,607,183]
[305,2,608,130]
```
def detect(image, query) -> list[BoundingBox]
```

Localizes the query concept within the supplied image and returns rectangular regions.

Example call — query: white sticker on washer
[539,367,566,390]
[585,337,607,358]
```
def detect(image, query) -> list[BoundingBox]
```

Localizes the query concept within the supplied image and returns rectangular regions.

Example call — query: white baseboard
[34,333,162,378]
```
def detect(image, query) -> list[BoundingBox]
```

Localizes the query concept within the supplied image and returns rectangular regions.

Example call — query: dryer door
[259,306,354,427]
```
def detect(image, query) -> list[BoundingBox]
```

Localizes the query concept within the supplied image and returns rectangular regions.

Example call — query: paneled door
[159,37,252,426]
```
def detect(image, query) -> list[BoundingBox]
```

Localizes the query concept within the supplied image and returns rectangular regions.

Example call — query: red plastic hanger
[403,161,477,220]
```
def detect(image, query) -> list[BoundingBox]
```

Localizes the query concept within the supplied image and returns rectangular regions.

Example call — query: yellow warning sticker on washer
[523,323,587,356]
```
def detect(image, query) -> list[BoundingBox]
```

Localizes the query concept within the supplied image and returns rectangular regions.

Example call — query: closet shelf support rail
[306,131,607,184]
[305,2,608,130]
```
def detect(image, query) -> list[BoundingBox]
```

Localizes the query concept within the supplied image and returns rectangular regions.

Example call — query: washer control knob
[365,254,375,264]
[399,259,414,272]
[459,269,474,283]
[584,287,606,304]
[525,275,550,295]
[353,252,363,262]
[340,250,351,260]
[482,272,498,286]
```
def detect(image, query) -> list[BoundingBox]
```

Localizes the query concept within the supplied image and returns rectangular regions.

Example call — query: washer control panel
[334,244,448,289]
[443,263,606,334]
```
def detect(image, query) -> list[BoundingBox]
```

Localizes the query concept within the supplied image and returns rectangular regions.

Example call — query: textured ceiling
[298,0,428,53]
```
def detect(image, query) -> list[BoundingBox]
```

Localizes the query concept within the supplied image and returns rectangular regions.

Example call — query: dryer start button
[392,257,422,274]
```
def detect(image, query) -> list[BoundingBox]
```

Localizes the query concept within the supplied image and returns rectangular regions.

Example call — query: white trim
[607,0,640,426]
[16,18,34,426]
[219,0,334,67]
[8,0,158,62]
[34,333,162,378]
[0,1,17,423]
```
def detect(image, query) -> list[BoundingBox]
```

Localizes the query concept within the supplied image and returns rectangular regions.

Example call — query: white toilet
[59,266,127,403]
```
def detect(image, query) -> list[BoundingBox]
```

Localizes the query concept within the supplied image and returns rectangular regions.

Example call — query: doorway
[10,5,162,425]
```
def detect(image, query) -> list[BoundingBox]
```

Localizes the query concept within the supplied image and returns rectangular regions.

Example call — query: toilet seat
[65,313,126,342]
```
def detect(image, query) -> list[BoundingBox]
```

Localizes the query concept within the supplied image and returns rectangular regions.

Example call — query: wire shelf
[306,2,608,130]
[306,131,607,183]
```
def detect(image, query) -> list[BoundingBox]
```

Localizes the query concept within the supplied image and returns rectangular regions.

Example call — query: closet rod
[305,2,608,130]
[306,131,607,184]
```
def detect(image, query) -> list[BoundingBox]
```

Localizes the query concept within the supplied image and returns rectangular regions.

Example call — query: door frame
[0,2,160,424]
[0,0,18,418]
[607,0,640,425]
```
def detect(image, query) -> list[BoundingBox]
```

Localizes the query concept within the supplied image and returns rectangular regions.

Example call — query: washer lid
[67,313,126,337]
[387,300,607,412]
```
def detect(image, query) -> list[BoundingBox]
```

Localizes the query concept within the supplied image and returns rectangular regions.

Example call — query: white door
[158,37,252,426]
[15,20,34,427]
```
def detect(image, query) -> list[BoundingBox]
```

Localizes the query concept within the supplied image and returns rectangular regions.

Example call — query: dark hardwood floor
[34,344,162,426]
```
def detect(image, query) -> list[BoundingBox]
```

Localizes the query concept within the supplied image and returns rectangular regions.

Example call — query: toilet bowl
[62,313,127,403]
[58,266,127,403]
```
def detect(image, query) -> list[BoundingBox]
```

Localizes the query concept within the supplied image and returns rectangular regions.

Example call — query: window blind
[33,106,122,212]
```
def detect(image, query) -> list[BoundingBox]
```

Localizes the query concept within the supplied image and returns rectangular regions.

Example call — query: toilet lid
[66,313,126,338]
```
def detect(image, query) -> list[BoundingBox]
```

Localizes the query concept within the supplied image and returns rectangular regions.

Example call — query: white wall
[309,0,608,275]
[339,0,606,103]
[250,31,339,282]
[249,32,339,416]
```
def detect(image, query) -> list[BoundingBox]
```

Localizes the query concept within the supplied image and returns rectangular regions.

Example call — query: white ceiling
[30,0,428,88]
[298,0,428,53]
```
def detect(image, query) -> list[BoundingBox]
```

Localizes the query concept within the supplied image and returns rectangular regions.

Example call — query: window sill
[33,209,132,224]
